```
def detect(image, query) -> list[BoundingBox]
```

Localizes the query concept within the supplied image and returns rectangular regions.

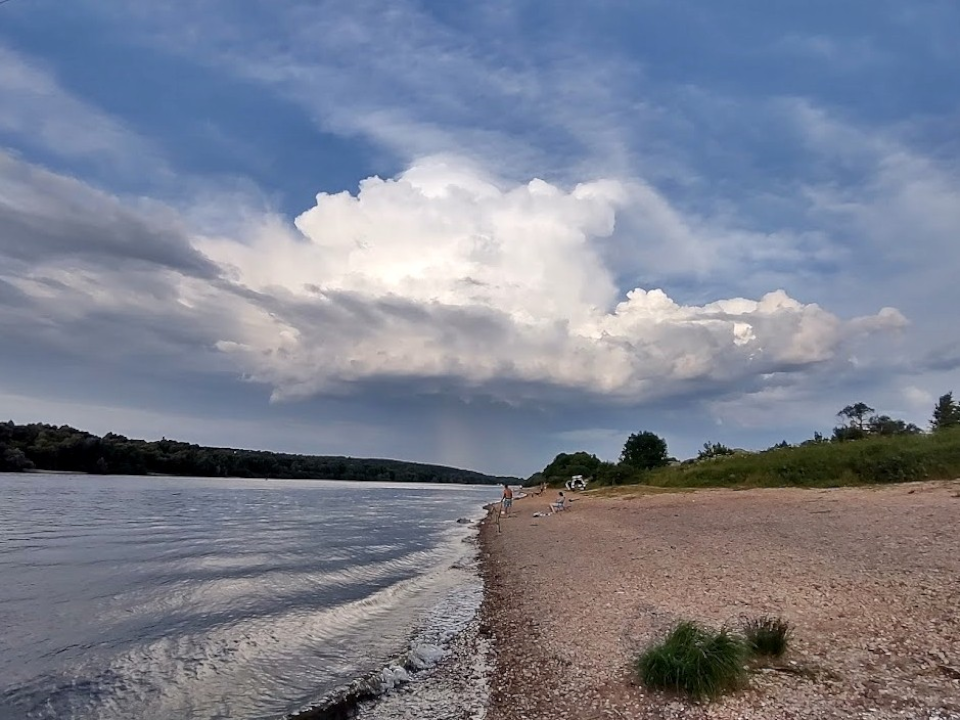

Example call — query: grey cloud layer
[0,152,218,277]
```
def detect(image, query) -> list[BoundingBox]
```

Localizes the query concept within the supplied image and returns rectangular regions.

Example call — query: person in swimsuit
[501,483,514,515]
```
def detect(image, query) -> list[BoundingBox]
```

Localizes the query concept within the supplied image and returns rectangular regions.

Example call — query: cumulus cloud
[0,151,908,407]
[196,157,906,402]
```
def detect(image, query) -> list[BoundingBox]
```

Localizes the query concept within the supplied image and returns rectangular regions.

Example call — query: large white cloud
[0,153,908,406]
[195,157,906,402]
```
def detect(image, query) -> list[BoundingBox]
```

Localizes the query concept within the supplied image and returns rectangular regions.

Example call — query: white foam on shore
[356,617,490,720]
[350,524,489,720]
[289,515,489,720]
[377,666,409,692]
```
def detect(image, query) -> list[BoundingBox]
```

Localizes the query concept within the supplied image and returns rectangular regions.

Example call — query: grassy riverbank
[638,427,960,489]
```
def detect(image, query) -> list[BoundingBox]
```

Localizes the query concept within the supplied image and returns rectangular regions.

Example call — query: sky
[1,0,958,476]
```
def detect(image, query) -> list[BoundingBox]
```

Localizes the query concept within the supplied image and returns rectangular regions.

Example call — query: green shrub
[592,461,642,486]
[636,621,747,699]
[849,444,927,483]
[698,441,736,460]
[743,616,791,657]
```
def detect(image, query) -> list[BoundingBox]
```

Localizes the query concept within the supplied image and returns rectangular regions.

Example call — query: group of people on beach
[500,482,566,516]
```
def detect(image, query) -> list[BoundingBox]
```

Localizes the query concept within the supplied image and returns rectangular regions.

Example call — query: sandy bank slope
[479,481,960,720]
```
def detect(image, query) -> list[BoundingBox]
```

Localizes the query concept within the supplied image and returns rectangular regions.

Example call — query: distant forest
[0,421,514,485]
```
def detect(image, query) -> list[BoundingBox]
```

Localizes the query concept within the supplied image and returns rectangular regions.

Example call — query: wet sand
[479,481,960,720]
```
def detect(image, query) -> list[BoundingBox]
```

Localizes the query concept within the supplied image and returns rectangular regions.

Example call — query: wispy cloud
[0,44,165,177]
[788,99,960,318]
[96,0,653,183]
[772,34,886,71]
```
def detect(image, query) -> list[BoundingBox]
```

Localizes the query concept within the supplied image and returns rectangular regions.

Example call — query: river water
[0,473,498,720]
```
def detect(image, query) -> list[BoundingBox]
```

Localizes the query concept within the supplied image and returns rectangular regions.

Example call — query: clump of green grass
[636,621,747,699]
[743,615,792,657]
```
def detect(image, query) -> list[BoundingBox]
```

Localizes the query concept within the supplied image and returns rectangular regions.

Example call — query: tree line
[0,421,515,485]
[529,391,960,486]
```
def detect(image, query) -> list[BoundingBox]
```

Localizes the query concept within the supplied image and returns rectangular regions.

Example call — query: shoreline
[286,509,491,720]
[478,480,960,720]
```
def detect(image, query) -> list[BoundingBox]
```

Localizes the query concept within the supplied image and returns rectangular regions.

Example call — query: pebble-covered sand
[479,480,960,720]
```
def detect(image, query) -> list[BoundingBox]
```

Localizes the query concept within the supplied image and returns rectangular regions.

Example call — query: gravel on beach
[479,481,960,720]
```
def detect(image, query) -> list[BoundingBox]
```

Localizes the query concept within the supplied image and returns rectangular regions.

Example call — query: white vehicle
[565,475,588,491]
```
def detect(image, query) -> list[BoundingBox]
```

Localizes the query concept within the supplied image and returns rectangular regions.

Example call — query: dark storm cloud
[0,152,219,278]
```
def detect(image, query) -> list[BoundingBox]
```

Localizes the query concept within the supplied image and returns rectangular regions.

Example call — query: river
[0,473,498,720]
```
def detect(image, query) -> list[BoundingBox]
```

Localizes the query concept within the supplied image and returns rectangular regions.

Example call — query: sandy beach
[479,480,960,720]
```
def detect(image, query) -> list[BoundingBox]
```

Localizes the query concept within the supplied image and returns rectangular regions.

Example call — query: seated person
[549,491,566,513]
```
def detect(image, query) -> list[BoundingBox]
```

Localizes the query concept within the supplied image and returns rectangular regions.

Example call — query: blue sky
[1,0,958,476]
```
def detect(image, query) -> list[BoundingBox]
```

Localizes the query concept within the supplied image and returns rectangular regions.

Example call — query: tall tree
[620,431,669,470]
[838,402,875,431]
[932,392,960,431]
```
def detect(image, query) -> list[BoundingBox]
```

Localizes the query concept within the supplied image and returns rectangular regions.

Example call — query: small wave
[90,545,454,645]
[289,561,483,720]
[7,538,480,720]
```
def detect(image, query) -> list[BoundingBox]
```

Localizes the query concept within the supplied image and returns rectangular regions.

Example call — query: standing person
[501,483,514,515]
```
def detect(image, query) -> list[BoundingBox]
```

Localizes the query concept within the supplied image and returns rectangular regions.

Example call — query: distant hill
[0,421,517,485]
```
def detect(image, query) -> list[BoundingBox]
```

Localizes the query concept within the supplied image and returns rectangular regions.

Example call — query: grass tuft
[743,616,792,657]
[636,621,747,700]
